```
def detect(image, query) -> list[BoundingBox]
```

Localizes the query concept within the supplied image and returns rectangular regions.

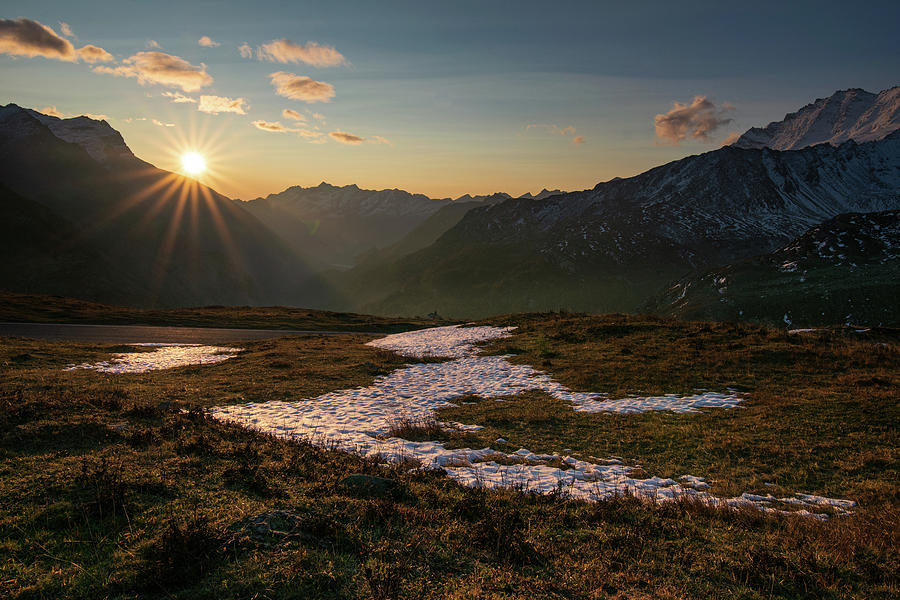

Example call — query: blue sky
[2,0,898,199]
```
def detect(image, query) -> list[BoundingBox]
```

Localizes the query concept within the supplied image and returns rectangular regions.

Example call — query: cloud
[0,18,77,61]
[282,108,306,122]
[238,42,252,58]
[198,35,220,48]
[297,129,324,139]
[526,123,577,136]
[198,95,248,115]
[269,71,334,103]
[147,40,161,49]
[250,121,326,142]
[152,119,175,127]
[526,123,583,145]
[329,131,365,145]
[94,51,213,92]
[162,91,197,103]
[721,131,742,146]
[371,135,392,146]
[252,120,292,132]
[77,44,113,63]
[312,112,325,121]
[39,106,107,120]
[59,22,74,38]
[257,39,346,67]
[39,106,66,118]
[654,96,734,145]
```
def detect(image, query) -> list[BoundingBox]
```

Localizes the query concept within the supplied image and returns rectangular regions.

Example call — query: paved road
[0,322,376,344]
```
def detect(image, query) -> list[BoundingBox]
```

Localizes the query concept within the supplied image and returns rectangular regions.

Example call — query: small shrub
[76,456,131,521]
[137,515,230,590]
[385,417,444,441]
[223,442,285,498]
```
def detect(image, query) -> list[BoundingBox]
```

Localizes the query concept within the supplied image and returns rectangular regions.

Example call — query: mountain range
[1,86,898,325]
[325,129,899,318]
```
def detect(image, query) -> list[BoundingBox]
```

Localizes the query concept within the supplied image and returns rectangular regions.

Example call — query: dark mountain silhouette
[0,104,320,307]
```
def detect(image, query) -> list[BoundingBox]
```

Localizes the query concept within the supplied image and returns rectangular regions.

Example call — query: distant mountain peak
[733,86,900,151]
[0,103,136,165]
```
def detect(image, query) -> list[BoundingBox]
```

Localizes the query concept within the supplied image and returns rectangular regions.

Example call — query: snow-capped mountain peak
[22,107,135,164]
[733,86,900,151]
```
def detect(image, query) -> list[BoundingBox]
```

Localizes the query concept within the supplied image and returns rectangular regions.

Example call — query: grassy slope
[645,261,900,328]
[1,314,898,598]
[0,291,452,333]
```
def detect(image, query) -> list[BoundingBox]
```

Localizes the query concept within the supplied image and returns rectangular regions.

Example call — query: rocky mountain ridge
[734,86,900,150]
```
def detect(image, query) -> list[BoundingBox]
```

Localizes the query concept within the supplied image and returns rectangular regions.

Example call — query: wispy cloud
[269,71,334,103]
[152,119,175,127]
[94,51,213,92]
[526,124,576,136]
[654,96,734,145]
[298,129,324,140]
[0,18,112,64]
[252,120,292,132]
[76,44,113,63]
[251,120,325,143]
[257,39,346,67]
[525,123,584,144]
[59,22,74,38]
[329,131,365,145]
[39,106,66,118]
[238,43,252,58]
[198,35,220,48]
[161,91,197,103]
[721,131,741,146]
[327,131,391,146]
[37,106,107,120]
[282,108,306,122]
[198,95,248,115]
[146,40,161,49]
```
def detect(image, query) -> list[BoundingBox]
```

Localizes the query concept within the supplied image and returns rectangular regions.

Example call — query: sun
[181,152,206,176]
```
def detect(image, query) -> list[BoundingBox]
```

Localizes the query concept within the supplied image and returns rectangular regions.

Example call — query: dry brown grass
[1,314,898,598]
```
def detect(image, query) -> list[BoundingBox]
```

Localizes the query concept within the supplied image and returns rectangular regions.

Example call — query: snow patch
[65,344,242,373]
[209,325,853,515]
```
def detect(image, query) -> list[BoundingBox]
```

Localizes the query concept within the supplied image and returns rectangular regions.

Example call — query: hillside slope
[644,210,900,327]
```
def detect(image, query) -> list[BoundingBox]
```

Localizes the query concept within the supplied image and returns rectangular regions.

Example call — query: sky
[2,0,899,200]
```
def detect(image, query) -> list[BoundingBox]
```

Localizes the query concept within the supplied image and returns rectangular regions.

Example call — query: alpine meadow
[1,2,898,598]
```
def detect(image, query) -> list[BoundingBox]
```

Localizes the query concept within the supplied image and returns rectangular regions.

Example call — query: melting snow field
[210,325,854,517]
[65,343,243,373]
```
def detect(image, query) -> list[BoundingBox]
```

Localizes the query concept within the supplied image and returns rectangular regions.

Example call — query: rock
[229,510,305,547]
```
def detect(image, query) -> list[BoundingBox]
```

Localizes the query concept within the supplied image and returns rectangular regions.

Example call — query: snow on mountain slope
[23,107,136,164]
[342,132,900,318]
[734,86,900,150]
[246,182,449,218]
[645,210,900,327]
